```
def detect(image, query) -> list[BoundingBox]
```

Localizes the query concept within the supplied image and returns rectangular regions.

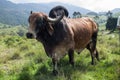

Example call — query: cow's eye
[36,18,46,26]
[35,18,47,32]
[36,20,41,26]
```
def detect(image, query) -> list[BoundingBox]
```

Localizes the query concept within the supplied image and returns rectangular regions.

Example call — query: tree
[73,11,82,18]
[106,10,113,18]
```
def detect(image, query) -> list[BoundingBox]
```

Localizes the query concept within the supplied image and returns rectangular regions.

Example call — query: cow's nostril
[26,33,33,39]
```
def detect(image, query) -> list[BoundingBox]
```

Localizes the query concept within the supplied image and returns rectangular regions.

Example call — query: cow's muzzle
[26,33,34,39]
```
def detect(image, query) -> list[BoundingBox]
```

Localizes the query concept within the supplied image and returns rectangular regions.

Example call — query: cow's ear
[30,11,33,14]
[47,25,54,36]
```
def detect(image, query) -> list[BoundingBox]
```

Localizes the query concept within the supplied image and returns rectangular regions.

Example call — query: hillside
[112,8,120,13]
[0,24,120,80]
[0,0,91,26]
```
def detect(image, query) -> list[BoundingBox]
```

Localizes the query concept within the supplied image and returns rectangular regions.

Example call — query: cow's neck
[37,22,67,47]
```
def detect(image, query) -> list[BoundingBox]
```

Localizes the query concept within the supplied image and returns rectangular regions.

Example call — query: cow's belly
[75,48,84,53]
[52,45,69,60]
[74,36,91,48]
[74,37,91,54]
[51,39,74,60]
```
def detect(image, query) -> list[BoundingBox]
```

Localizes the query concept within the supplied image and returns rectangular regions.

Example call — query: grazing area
[0,24,120,80]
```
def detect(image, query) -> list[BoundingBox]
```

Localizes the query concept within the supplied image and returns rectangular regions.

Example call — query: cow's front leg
[52,58,58,75]
[68,49,74,66]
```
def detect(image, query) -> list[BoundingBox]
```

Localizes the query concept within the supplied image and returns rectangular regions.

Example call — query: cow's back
[65,17,98,50]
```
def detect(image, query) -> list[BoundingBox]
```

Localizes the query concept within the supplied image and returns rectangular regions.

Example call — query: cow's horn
[47,11,64,23]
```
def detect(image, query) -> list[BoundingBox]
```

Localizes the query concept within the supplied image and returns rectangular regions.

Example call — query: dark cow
[49,5,69,18]
[106,17,117,32]
[26,11,99,75]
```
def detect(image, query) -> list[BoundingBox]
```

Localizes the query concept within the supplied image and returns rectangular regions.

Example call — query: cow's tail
[89,18,98,49]
[87,18,100,64]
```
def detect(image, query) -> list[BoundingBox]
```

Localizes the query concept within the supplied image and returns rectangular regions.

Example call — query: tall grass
[0,26,120,80]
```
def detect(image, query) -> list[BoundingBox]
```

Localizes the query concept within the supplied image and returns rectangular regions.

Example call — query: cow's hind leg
[87,31,99,65]
[68,49,74,66]
[95,49,100,61]
[92,31,100,62]
[87,42,95,65]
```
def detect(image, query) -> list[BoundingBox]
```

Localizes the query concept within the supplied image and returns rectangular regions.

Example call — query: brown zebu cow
[26,11,99,75]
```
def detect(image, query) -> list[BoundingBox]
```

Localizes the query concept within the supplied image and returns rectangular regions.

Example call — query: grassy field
[0,25,120,80]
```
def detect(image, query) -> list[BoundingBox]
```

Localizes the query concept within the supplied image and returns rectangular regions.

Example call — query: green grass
[0,25,120,80]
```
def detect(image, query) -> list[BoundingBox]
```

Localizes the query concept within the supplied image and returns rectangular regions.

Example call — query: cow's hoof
[97,58,100,62]
[52,70,58,76]
[91,62,95,65]
[71,62,74,67]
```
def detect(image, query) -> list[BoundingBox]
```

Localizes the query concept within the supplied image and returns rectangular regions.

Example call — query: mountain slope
[0,0,91,25]
[111,8,120,13]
